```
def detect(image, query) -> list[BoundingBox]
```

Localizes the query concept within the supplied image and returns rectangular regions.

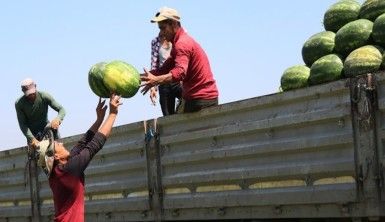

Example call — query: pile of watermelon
[88,60,141,98]
[281,0,385,91]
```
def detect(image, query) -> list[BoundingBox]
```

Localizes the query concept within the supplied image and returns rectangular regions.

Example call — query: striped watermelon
[280,65,310,91]
[334,19,374,56]
[103,61,141,98]
[359,0,385,21]
[302,31,335,67]
[88,62,110,98]
[344,45,383,77]
[373,13,385,47]
[323,0,361,32]
[309,54,344,85]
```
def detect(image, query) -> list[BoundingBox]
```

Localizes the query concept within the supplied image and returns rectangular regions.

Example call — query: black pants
[159,83,182,116]
[184,98,218,113]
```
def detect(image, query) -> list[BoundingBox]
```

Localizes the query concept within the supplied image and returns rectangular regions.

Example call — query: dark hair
[163,19,181,27]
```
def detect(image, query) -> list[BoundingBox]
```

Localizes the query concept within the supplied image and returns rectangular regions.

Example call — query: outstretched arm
[66,96,121,173]
[98,94,122,138]
[140,68,173,95]
[89,98,107,133]
[71,98,107,153]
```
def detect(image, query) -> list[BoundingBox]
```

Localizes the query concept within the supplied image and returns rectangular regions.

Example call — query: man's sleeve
[15,101,34,142]
[151,57,175,76]
[65,132,107,176]
[169,44,189,82]
[43,92,66,121]
[70,130,96,156]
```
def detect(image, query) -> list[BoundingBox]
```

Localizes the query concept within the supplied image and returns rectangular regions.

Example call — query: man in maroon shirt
[141,7,219,113]
[37,94,122,222]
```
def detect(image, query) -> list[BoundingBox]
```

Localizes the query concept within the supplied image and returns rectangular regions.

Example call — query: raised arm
[98,94,122,138]
[89,98,107,133]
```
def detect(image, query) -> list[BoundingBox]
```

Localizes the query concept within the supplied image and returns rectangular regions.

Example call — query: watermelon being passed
[344,45,383,77]
[302,31,335,67]
[88,62,110,98]
[359,0,385,21]
[280,65,310,91]
[373,13,385,47]
[334,19,373,56]
[309,54,344,85]
[103,61,141,98]
[323,0,361,32]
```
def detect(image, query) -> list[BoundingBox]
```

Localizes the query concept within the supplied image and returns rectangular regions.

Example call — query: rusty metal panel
[158,78,357,219]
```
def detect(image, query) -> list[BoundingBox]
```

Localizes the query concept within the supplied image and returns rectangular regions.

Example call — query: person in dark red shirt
[141,7,219,113]
[37,94,122,222]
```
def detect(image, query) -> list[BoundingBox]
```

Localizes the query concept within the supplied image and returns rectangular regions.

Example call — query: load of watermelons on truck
[281,0,385,91]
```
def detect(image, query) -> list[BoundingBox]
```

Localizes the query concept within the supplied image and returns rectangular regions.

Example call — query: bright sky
[1,0,359,151]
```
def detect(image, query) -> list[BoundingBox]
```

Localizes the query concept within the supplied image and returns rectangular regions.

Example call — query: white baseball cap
[151,7,180,23]
[21,78,36,96]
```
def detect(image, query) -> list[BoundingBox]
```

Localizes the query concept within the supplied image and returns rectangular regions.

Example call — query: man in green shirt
[15,78,66,149]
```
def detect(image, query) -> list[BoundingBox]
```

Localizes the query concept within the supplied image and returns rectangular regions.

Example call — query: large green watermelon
[323,0,361,32]
[344,45,383,77]
[280,65,310,91]
[88,62,110,98]
[334,19,373,56]
[309,54,344,85]
[359,0,385,21]
[302,31,335,67]
[373,13,385,47]
[103,60,141,98]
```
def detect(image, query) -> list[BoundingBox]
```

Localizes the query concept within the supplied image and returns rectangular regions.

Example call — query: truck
[1,72,384,222]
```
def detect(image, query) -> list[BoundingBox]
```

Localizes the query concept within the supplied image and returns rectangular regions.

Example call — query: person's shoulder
[15,95,24,106]
[175,35,193,51]
[39,91,53,98]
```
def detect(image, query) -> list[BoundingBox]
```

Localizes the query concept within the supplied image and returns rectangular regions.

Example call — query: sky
[0,0,362,151]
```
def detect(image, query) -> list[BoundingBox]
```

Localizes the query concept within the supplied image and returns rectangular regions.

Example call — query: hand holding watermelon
[109,93,122,114]
[140,68,159,95]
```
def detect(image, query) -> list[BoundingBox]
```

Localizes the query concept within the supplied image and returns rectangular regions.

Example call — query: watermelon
[88,62,110,98]
[103,60,141,98]
[359,0,385,21]
[373,13,385,47]
[334,19,374,56]
[323,0,361,32]
[280,65,310,91]
[309,54,344,85]
[344,45,383,77]
[302,31,336,66]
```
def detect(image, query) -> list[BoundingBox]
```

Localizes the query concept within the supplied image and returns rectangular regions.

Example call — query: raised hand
[140,68,158,95]
[96,97,107,120]
[109,93,122,114]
